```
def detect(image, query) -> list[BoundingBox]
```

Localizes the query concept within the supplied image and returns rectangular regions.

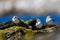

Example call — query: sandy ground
[32,30,60,40]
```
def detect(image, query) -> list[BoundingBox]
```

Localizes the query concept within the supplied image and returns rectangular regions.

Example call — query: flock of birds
[0,15,56,31]
[0,15,56,40]
[12,15,55,30]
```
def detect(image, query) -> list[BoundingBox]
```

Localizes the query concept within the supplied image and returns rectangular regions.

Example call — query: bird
[46,16,55,27]
[12,16,29,28]
[35,18,43,29]
[12,16,20,24]
[28,18,44,30]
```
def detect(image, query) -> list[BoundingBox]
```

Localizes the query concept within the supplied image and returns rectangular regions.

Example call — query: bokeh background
[0,0,60,15]
[0,0,60,24]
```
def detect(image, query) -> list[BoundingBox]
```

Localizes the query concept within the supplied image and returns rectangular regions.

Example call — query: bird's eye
[15,17,17,18]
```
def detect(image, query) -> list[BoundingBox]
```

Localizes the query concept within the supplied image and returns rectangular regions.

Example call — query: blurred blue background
[0,13,60,24]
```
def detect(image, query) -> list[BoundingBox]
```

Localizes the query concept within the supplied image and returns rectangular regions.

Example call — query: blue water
[0,14,60,24]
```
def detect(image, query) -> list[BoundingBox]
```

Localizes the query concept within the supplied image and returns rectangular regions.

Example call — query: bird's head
[47,16,51,19]
[35,18,43,27]
[13,16,18,19]
[46,16,52,23]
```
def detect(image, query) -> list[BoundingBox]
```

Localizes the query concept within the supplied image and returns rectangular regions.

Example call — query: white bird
[35,19,43,28]
[12,16,20,23]
[46,16,55,26]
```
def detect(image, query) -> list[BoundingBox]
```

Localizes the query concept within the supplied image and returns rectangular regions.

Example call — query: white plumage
[35,19,43,28]
[12,16,20,23]
[46,16,55,26]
